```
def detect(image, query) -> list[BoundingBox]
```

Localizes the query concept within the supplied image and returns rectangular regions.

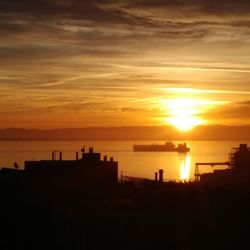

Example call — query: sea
[0,140,249,181]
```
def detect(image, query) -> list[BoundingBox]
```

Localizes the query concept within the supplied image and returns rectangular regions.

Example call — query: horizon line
[2,124,250,130]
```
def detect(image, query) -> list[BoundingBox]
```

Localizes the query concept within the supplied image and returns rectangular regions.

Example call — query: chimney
[155,172,158,181]
[76,152,79,160]
[89,147,94,154]
[159,169,164,182]
[104,155,107,161]
[110,157,114,162]
[59,152,62,161]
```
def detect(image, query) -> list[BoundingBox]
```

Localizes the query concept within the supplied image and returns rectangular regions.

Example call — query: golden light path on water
[180,154,191,181]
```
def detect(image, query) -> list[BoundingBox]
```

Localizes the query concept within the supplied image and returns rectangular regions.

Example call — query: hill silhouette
[1,125,250,140]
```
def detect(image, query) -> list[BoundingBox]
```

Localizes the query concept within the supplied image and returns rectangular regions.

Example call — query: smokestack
[104,156,107,161]
[155,172,158,181]
[89,147,93,154]
[110,157,114,162]
[159,169,164,182]
[59,152,62,161]
[76,152,79,160]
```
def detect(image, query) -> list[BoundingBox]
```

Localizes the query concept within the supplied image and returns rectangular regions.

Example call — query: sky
[0,0,250,129]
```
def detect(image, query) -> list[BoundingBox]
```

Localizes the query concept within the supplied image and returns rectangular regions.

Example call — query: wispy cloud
[167,88,250,95]
[0,0,250,127]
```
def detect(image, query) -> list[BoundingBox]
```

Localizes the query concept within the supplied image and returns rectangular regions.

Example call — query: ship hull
[133,145,190,153]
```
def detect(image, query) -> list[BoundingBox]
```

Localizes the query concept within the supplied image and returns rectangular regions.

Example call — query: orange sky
[0,0,250,129]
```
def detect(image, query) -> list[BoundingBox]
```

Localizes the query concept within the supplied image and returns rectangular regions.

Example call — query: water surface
[0,140,248,181]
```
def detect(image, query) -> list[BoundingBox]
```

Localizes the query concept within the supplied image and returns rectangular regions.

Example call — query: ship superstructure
[133,142,190,153]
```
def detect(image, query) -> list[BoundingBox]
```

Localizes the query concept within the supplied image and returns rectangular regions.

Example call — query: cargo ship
[133,142,190,153]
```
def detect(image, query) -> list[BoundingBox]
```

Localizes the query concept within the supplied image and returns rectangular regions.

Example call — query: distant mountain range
[1,126,250,140]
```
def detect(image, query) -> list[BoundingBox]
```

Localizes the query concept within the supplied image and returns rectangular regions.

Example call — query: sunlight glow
[162,98,206,131]
[168,116,202,131]
[166,87,248,96]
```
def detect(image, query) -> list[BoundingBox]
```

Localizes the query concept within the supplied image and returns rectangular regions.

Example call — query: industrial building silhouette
[0,146,118,189]
[196,144,250,188]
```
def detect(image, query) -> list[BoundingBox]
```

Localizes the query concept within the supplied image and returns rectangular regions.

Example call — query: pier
[195,162,230,181]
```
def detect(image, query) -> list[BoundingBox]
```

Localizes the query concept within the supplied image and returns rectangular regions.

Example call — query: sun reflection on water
[180,154,191,181]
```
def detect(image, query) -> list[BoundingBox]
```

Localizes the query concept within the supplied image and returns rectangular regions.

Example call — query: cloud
[112,0,250,17]
[1,0,250,40]
[202,101,250,123]
[0,0,250,127]
[1,0,249,50]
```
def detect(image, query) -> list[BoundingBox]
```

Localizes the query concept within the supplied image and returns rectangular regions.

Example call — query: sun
[161,98,204,131]
[168,115,202,131]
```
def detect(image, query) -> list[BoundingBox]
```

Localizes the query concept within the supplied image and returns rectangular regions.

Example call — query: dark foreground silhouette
[1,146,250,249]
[1,179,250,250]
